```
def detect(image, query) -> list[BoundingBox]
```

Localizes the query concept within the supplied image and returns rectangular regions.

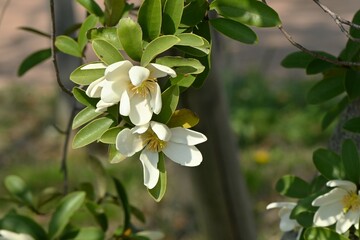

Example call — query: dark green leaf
[18,48,51,76]
[342,139,360,183]
[92,39,123,65]
[344,117,360,133]
[181,0,208,27]
[148,153,167,202]
[339,10,360,61]
[73,87,99,107]
[113,178,131,230]
[88,27,122,49]
[104,0,125,27]
[60,227,105,240]
[313,148,344,180]
[55,35,82,57]
[275,175,311,198]
[117,18,143,61]
[70,62,106,85]
[345,69,360,100]
[306,56,336,75]
[138,0,162,41]
[152,85,179,123]
[307,75,345,104]
[281,51,314,69]
[37,187,62,213]
[79,182,96,201]
[78,15,98,51]
[192,55,210,87]
[322,97,349,130]
[72,106,102,129]
[4,175,34,208]
[19,26,50,38]
[210,18,257,44]
[85,201,108,231]
[162,0,184,34]
[76,0,104,17]
[167,109,199,128]
[304,227,348,240]
[130,205,146,223]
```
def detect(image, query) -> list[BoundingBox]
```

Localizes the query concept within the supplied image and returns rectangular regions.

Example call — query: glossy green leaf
[176,33,204,47]
[322,97,349,130]
[87,27,122,49]
[344,117,360,133]
[275,175,311,198]
[70,62,105,85]
[176,37,210,57]
[162,0,184,34]
[156,56,205,74]
[153,85,179,123]
[4,175,34,208]
[113,178,131,230]
[61,227,105,240]
[340,10,360,61]
[290,195,317,222]
[171,75,196,87]
[342,139,360,183]
[313,148,344,180]
[108,144,127,164]
[100,126,123,144]
[192,55,210,87]
[92,39,123,65]
[87,156,107,199]
[48,191,86,240]
[210,0,281,27]
[78,15,98,51]
[167,109,199,128]
[104,0,125,27]
[345,69,360,100]
[281,51,314,69]
[72,87,99,107]
[18,48,51,76]
[181,0,208,27]
[148,153,167,202]
[306,57,336,75]
[210,18,257,44]
[141,35,180,66]
[72,106,102,129]
[304,227,348,240]
[138,0,162,41]
[73,117,114,149]
[85,201,108,231]
[117,18,143,61]
[306,75,345,104]
[76,0,104,17]
[55,35,82,57]
[0,213,48,240]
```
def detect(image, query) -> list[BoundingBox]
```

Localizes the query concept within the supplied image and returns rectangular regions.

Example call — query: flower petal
[327,180,357,192]
[100,80,123,103]
[169,127,207,146]
[163,142,202,167]
[336,210,360,234]
[81,62,106,70]
[151,122,171,141]
[0,230,34,240]
[129,94,152,125]
[132,123,150,134]
[120,90,131,116]
[279,210,297,232]
[151,83,162,114]
[148,63,177,78]
[116,128,145,156]
[86,77,105,98]
[105,60,132,81]
[312,188,347,206]
[266,202,297,210]
[140,149,160,189]
[95,100,114,112]
[313,202,343,227]
[129,66,150,86]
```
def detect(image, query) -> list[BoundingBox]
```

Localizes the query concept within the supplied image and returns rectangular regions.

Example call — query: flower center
[342,191,360,213]
[131,78,157,98]
[142,129,167,152]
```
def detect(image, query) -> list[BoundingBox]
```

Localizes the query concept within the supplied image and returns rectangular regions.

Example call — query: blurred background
[0,0,358,239]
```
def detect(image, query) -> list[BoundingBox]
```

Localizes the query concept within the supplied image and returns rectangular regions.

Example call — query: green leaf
[304,227,349,240]
[153,85,179,123]
[148,153,167,202]
[61,227,105,240]
[104,0,125,27]
[73,117,114,148]
[78,15,98,51]
[167,109,199,128]
[281,51,314,69]
[210,18,257,44]
[19,26,50,38]
[192,55,211,87]
[72,106,102,129]
[0,213,48,240]
[322,97,349,130]
[306,75,345,104]
[345,69,360,100]
[100,126,123,144]
[176,38,210,57]
[70,62,105,85]
[88,27,122,49]
[130,205,146,223]
[141,35,180,66]
[92,39,123,65]
[171,75,196,87]
[181,0,208,27]
[37,187,62,213]
[313,148,344,180]
[113,178,131,230]
[85,201,108,231]
[344,117,360,133]
[162,0,184,34]
[210,0,281,27]
[4,175,34,208]
[306,57,336,75]
[156,56,205,75]
[117,18,143,61]
[275,175,311,198]
[55,35,82,57]
[176,33,204,47]
[73,88,99,107]
[87,156,107,199]
[340,10,360,61]
[108,144,127,164]
[342,139,360,183]
[48,191,86,240]
[76,0,104,17]
[138,0,162,41]
[18,48,51,76]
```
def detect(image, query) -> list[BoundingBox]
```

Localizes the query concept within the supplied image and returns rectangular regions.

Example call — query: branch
[49,0,73,96]
[0,0,11,33]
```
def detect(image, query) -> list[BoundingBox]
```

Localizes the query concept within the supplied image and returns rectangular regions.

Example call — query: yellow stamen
[131,78,157,98]
[142,129,167,152]
[342,191,360,213]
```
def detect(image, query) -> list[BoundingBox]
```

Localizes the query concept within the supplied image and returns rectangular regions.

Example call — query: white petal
[129,66,150,86]
[95,100,114,112]
[132,123,150,134]
[100,80,123,103]
[151,84,162,114]
[136,231,164,240]
[105,60,132,81]
[140,149,160,189]
[0,230,34,240]
[313,202,343,227]
[266,202,297,210]
[336,210,359,234]
[327,180,357,192]
[169,127,207,146]
[129,94,152,125]
[86,77,105,98]
[81,62,106,70]
[279,211,297,232]
[151,122,171,141]
[148,63,177,78]
[312,188,348,206]
[119,90,131,116]
[163,142,202,167]
[116,128,145,156]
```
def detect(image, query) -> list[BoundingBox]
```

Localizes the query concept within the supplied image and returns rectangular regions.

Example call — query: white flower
[312,180,360,234]
[115,121,207,189]
[0,230,34,240]
[85,61,176,125]
[266,202,300,232]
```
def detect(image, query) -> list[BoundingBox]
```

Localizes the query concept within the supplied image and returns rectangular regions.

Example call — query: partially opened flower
[115,121,207,189]
[85,60,176,125]
[266,202,300,232]
[0,230,34,240]
[312,180,360,234]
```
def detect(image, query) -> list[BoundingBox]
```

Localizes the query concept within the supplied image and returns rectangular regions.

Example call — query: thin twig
[49,0,73,96]
[0,0,10,33]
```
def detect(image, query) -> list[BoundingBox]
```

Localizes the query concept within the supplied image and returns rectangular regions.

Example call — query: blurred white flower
[136,230,164,240]
[312,180,360,234]
[85,61,176,125]
[266,202,300,232]
[116,121,207,189]
[0,230,34,240]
